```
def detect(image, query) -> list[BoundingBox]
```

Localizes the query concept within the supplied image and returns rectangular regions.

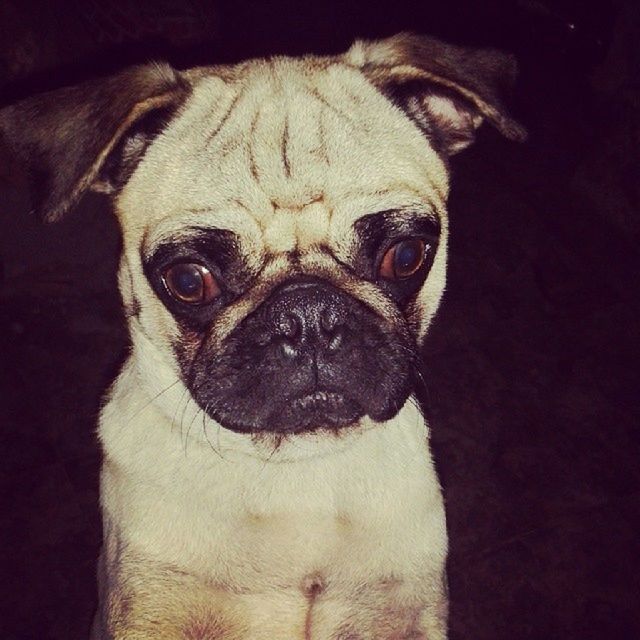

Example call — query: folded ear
[0,63,189,222]
[346,33,527,155]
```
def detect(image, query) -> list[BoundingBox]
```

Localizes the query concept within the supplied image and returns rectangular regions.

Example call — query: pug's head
[0,34,525,444]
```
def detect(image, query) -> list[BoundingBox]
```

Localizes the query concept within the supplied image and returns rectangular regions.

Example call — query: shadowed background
[0,1,639,638]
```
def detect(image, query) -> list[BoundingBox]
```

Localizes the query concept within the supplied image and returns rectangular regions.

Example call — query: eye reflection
[379,239,426,280]
[162,263,220,304]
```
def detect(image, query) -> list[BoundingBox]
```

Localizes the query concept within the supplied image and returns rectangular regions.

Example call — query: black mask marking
[182,277,416,435]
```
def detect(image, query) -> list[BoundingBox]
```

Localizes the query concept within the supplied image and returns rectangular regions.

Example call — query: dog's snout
[264,281,348,359]
[195,275,412,433]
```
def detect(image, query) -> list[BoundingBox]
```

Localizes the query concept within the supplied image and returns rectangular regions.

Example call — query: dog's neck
[102,345,433,469]
[99,353,445,587]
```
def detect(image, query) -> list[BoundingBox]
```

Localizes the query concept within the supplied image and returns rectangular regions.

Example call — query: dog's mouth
[273,390,364,433]
[291,390,348,411]
[184,277,413,436]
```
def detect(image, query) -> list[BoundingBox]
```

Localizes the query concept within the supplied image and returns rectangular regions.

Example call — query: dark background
[1,1,639,638]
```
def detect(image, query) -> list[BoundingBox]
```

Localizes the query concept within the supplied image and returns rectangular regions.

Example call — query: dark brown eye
[379,239,426,280]
[162,263,220,304]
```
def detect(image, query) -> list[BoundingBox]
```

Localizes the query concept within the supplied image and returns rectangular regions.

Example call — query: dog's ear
[346,33,527,155]
[0,63,189,222]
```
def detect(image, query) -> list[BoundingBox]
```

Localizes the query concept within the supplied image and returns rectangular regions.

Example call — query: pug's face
[0,34,525,444]
[123,59,449,437]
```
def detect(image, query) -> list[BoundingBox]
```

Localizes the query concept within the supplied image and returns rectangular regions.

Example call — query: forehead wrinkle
[205,253,296,346]
[138,59,449,243]
[307,86,357,129]
[256,76,368,204]
[248,81,337,209]
[210,245,403,348]
[307,66,376,134]
[293,200,331,249]
[247,82,292,189]
[315,63,450,199]
[203,85,245,150]
[296,250,406,328]
[227,197,268,234]
[281,112,291,178]
[276,89,328,196]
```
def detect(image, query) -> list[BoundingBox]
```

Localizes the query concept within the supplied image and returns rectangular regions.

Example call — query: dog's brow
[143,220,239,251]
[353,209,440,243]
[143,226,240,260]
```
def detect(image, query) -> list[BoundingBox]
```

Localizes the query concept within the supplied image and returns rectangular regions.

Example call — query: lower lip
[291,391,346,410]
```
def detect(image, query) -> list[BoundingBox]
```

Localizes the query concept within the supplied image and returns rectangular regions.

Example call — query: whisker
[171,384,191,437]
[201,402,224,459]
[129,379,181,420]
[183,401,199,458]
[178,382,201,453]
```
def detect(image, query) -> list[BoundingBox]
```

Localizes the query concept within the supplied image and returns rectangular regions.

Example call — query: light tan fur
[95,47,451,639]
[0,34,525,640]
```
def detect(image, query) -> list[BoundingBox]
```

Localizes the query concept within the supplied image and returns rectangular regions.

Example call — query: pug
[0,33,525,639]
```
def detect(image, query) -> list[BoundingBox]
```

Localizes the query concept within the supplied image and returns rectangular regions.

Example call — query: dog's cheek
[172,327,208,381]
[128,276,202,382]
[117,260,143,320]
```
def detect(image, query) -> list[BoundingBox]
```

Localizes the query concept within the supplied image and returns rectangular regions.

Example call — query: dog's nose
[263,280,348,359]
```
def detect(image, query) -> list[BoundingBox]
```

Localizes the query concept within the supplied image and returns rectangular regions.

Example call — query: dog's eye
[379,239,426,280]
[162,263,220,304]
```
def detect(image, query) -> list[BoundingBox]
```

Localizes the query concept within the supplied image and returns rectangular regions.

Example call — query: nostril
[274,312,302,359]
[277,313,301,340]
[280,340,299,359]
[326,327,345,353]
[320,307,344,335]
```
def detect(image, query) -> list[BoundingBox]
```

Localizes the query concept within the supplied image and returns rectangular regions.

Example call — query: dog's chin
[213,392,366,436]
[272,391,365,434]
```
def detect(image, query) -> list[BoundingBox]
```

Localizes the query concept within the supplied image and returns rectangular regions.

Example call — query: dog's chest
[106,459,443,638]
[109,423,443,584]
[100,386,447,637]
